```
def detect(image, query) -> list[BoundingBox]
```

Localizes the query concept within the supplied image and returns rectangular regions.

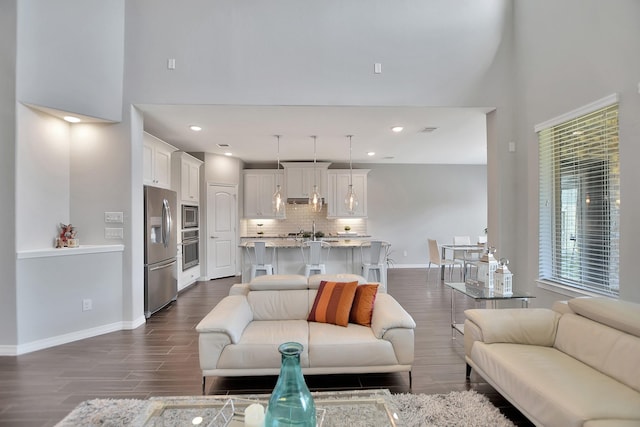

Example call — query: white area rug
[56,390,515,427]
[390,391,515,427]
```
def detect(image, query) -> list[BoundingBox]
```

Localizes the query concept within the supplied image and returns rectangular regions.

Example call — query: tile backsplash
[241,204,367,236]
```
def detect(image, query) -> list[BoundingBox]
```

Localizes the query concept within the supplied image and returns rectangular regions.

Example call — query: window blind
[538,102,619,296]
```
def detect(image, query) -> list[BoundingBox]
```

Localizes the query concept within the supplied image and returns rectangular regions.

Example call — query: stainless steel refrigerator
[144,185,178,318]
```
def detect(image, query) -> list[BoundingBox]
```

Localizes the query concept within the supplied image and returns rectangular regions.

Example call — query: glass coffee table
[144,389,399,426]
[444,281,535,338]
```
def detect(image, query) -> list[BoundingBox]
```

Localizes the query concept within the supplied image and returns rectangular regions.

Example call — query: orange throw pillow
[349,284,379,326]
[308,281,358,327]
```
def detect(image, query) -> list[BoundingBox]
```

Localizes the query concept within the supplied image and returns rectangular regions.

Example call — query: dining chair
[452,235,471,272]
[301,240,331,277]
[427,239,459,282]
[360,240,389,286]
[246,241,274,280]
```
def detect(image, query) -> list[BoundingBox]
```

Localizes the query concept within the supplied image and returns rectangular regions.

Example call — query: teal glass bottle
[265,342,316,427]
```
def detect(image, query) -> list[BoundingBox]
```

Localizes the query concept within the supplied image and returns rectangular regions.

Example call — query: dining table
[439,243,485,280]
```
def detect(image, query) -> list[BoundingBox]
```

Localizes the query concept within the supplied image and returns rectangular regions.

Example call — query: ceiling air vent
[217,143,230,148]
[420,127,438,133]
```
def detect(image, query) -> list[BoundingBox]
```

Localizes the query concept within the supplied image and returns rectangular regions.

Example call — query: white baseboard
[122,315,147,330]
[389,263,429,269]
[0,345,17,356]
[1,321,136,356]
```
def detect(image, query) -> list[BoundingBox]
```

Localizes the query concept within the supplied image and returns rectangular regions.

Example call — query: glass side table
[444,281,535,339]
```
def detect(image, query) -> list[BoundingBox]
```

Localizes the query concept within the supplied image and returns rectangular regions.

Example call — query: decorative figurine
[55,223,78,248]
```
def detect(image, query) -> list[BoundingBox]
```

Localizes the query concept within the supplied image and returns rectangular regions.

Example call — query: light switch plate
[105,212,124,223]
[105,227,124,239]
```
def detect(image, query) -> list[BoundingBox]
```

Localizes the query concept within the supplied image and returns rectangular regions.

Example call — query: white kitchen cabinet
[243,170,286,219]
[143,132,177,189]
[172,152,203,204]
[282,162,330,200]
[326,169,369,218]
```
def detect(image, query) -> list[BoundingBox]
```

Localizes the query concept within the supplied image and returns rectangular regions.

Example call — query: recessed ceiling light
[391,126,404,133]
[367,152,376,156]
[189,125,202,132]
[63,116,81,123]
[224,152,233,156]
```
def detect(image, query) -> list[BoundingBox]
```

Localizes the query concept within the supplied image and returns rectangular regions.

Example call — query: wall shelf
[17,244,125,260]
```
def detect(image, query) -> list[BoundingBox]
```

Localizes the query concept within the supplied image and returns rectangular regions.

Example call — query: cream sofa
[196,274,415,393]
[464,297,640,427]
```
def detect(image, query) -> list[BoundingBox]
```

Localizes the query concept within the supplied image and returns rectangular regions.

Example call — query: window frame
[535,94,620,298]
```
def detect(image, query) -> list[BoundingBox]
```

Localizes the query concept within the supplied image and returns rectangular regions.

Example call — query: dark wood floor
[0,268,533,426]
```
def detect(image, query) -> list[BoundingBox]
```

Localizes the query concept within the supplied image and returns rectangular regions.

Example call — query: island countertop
[239,237,388,282]
[240,238,374,248]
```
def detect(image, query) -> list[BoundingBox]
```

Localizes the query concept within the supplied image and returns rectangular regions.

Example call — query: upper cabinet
[243,170,286,219]
[143,132,177,189]
[282,162,330,200]
[172,152,203,204]
[326,170,370,218]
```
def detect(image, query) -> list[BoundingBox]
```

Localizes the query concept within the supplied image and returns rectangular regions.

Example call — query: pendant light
[272,135,285,214]
[345,135,358,214]
[309,136,323,212]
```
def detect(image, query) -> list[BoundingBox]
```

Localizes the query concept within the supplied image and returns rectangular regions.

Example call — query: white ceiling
[139,105,493,165]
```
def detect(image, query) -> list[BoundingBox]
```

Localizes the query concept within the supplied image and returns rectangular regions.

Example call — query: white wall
[16,0,125,121]
[514,0,640,304]
[124,0,512,107]
[16,105,70,250]
[16,250,124,353]
[367,164,487,265]
[0,0,17,347]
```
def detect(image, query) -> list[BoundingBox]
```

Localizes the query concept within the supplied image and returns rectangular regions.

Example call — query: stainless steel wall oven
[181,229,199,270]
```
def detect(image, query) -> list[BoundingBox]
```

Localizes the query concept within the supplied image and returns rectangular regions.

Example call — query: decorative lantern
[474,247,499,288]
[494,258,513,296]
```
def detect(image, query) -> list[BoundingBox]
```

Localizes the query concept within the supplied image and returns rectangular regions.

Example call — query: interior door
[207,184,237,279]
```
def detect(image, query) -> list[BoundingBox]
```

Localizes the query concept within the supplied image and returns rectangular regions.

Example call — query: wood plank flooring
[0,269,533,426]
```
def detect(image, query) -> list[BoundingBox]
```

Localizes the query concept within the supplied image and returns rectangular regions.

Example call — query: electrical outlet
[403,250,408,257]
[82,299,92,311]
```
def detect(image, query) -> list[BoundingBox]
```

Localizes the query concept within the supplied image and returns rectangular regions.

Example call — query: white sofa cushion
[217,320,310,369]
[464,308,560,346]
[568,297,640,338]
[555,313,640,393]
[470,342,640,427]
[308,273,386,293]
[248,290,310,320]
[249,274,308,290]
[308,322,398,367]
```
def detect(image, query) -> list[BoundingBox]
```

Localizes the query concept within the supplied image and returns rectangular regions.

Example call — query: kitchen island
[239,237,386,284]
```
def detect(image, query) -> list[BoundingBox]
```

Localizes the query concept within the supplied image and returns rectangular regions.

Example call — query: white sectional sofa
[464,296,640,427]
[196,274,415,393]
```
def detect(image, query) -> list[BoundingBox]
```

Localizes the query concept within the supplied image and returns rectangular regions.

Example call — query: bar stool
[360,240,389,286]
[301,240,331,277]
[246,241,274,280]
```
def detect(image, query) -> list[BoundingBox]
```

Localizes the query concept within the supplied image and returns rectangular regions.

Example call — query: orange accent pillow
[349,284,379,326]
[308,281,358,327]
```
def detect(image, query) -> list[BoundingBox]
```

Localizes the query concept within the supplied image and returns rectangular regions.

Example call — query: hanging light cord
[276,135,281,185]
[348,135,353,185]
[312,135,317,186]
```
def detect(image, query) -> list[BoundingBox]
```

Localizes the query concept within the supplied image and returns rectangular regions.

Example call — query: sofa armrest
[196,295,253,343]
[371,293,416,339]
[229,283,250,296]
[464,308,560,347]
